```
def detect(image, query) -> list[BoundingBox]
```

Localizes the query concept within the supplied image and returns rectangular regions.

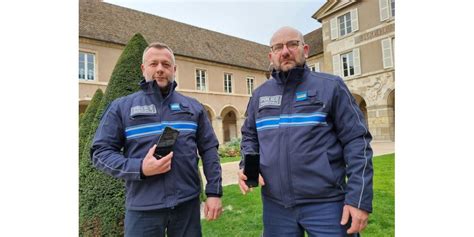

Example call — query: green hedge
[79,89,103,158]
[79,33,148,236]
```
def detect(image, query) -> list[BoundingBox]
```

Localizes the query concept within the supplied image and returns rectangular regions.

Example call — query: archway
[352,94,368,126]
[202,104,215,124]
[79,99,90,114]
[220,106,239,143]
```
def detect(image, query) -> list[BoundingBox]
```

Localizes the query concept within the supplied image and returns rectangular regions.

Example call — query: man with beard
[238,26,373,237]
[92,42,222,237]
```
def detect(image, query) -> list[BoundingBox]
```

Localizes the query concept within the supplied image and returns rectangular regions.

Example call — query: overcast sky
[103,0,326,45]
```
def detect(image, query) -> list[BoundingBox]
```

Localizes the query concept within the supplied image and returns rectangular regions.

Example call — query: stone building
[79,0,395,142]
[312,0,395,141]
[79,0,270,144]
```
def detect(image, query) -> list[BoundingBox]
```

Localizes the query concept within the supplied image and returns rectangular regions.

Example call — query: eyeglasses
[270,40,302,53]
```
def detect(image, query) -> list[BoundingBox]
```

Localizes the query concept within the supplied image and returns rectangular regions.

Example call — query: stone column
[366,105,394,141]
[356,71,395,142]
[388,105,395,141]
[213,116,224,144]
[236,117,245,139]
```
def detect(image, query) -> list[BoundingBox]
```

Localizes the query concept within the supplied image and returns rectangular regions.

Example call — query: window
[332,48,360,78]
[338,12,352,37]
[310,63,320,72]
[380,0,395,21]
[246,77,254,95]
[341,52,355,77]
[79,51,95,80]
[224,73,233,93]
[330,9,358,40]
[196,69,207,91]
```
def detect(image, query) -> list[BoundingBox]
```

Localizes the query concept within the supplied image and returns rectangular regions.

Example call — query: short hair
[142,42,176,64]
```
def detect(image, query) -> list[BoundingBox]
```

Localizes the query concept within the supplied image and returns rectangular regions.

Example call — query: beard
[277,61,305,72]
[144,74,175,88]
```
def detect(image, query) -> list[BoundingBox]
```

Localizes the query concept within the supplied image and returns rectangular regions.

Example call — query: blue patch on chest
[170,103,181,111]
[295,91,308,101]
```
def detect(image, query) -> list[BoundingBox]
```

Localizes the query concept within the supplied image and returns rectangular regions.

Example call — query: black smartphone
[243,153,260,188]
[153,126,179,159]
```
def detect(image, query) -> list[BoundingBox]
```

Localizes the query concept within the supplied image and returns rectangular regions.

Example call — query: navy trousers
[262,197,360,237]
[124,197,201,237]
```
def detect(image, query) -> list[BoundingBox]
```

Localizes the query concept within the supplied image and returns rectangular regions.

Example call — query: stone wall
[346,70,395,141]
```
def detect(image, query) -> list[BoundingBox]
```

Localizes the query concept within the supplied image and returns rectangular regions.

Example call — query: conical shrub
[79,33,148,236]
[79,88,103,158]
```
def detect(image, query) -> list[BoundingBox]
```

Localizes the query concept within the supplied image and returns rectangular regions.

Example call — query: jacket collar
[139,78,178,100]
[271,64,309,85]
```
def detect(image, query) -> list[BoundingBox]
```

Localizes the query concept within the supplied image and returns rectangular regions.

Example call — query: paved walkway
[201,141,394,187]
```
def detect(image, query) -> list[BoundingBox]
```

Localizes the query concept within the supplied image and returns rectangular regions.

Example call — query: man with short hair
[238,26,373,236]
[92,42,223,237]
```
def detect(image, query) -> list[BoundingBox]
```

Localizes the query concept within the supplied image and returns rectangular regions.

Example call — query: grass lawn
[201,153,395,236]
[219,156,241,164]
[199,156,241,167]
[365,153,395,236]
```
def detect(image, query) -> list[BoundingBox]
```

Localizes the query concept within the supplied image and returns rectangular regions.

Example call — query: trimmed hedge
[79,33,148,236]
[79,89,103,158]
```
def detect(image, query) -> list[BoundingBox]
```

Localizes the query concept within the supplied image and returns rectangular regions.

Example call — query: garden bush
[218,137,241,158]
[79,33,148,236]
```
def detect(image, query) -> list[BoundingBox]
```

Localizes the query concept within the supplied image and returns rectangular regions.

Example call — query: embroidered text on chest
[259,95,282,108]
[130,104,157,116]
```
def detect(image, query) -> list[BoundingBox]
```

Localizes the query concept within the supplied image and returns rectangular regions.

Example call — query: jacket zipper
[285,70,296,207]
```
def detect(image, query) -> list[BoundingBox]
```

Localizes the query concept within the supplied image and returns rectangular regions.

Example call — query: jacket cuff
[139,159,147,180]
[206,193,222,198]
[344,198,372,213]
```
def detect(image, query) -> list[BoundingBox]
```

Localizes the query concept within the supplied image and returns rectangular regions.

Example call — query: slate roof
[79,0,271,71]
[303,27,323,57]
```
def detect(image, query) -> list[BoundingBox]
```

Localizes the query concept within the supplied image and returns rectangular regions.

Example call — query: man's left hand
[204,197,222,221]
[340,204,369,234]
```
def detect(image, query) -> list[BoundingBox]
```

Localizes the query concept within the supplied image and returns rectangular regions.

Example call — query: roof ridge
[101,1,269,47]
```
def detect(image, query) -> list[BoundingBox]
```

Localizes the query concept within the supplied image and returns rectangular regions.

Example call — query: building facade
[79,0,270,144]
[313,0,395,141]
[79,0,395,143]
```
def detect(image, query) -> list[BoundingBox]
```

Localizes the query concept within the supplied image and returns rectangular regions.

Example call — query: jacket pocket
[294,90,325,108]
[257,105,280,119]
[294,99,324,108]
[130,113,157,120]
[170,106,194,120]
[291,152,339,198]
[294,90,325,112]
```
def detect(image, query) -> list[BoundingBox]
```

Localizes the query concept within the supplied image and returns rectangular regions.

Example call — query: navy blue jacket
[241,65,373,212]
[91,79,222,211]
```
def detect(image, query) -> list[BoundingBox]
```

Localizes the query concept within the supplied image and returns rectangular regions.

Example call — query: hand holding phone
[153,126,179,159]
[243,153,260,188]
[142,145,173,176]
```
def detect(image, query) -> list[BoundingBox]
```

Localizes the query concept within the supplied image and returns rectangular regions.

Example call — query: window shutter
[332,54,341,76]
[330,17,338,40]
[379,0,389,21]
[353,48,361,76]
[351,8,359,32]
[315,62,320,72]
[381,38,393,68]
